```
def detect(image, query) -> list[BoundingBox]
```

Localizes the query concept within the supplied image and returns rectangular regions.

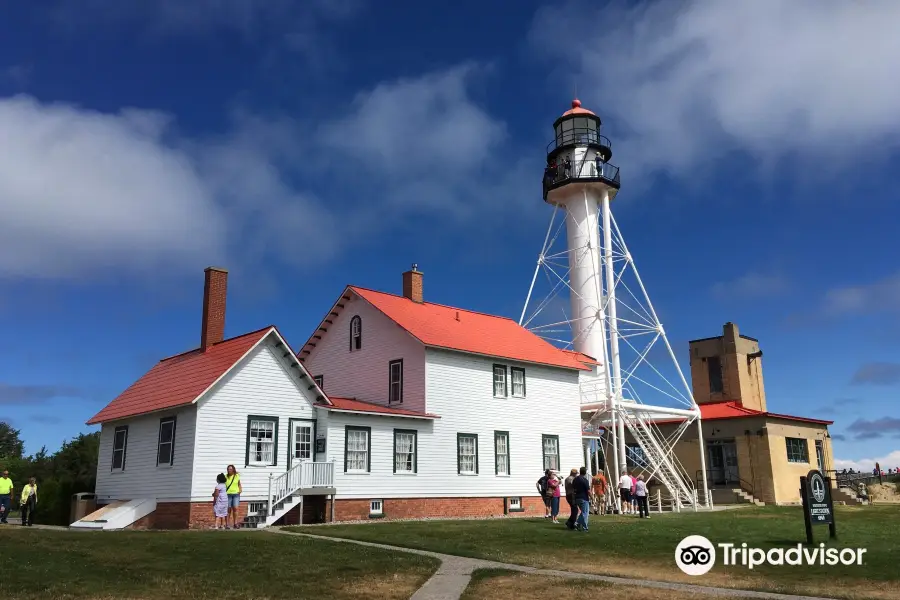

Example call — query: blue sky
[1,0,898,469]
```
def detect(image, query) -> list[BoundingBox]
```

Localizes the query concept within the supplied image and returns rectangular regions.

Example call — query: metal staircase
[618,407,696,509]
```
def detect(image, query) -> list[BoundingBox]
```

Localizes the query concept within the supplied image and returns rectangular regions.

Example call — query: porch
[243,461,337,528]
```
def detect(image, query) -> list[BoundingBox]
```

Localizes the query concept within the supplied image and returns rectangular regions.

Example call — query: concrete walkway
[271,529,839,600]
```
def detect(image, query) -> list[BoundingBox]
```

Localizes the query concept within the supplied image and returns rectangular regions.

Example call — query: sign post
[800,469,836,545]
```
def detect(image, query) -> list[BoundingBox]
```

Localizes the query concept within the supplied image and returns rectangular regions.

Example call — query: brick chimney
[201,267,228,351]
[402,264,423,303]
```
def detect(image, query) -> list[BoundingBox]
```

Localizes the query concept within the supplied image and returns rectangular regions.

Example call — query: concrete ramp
[70,499,157,530]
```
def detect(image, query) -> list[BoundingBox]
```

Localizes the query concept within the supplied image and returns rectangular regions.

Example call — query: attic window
[350,316,362,351]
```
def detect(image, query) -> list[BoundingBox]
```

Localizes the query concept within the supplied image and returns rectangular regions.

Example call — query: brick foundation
[127,501,248,530]
[126,495,544,529]
[327,496,546,522]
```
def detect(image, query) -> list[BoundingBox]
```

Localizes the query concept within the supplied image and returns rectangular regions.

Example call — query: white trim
[430,345,588,372]
[316,407,439,420]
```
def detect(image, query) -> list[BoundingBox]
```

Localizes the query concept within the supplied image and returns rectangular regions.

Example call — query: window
[707,356,723,394]
[389,359,403,404]
[345,426,371,473]
[394,429,417,474]
[369,499,383,517]
[507,497,523,512]
[349,315,362,351]
[510,367,526,397]
[815,439,825,470]
[246,416,279,467]
[494,431,510,476]
[111,425,128,471]
[247,501,267,515]
[493,364,507,397]
[542,434,560,471]
[313,375,324,389]
[626,443,650,469]
[156,417,176,466]
[457,433,479,475]
[786,438,809,463]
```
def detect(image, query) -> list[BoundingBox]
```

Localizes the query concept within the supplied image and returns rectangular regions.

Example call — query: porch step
[835,487,868,505]
[709,487,764,506]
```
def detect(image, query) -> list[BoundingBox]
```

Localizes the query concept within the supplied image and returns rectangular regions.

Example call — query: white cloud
[834,449,900,472]
[530,0,900,183]
[711,272,790,300]
[0,65,519,280]
[820,272,900,317]
[0,95,226,278]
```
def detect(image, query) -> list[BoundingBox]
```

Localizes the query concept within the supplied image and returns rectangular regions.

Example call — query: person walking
[212,473,229,530]
[617,470,632,515]
[634,474,649,518]
[0,470,13,524]
[19,477,37,526]
[564,468,579,529]
[224,465,242,529]
[536,470,552,518]
[591,470,607,515]
[548,472,562,523]
[573,467,591,532]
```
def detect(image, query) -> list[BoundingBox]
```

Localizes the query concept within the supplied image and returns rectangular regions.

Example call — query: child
[213,473,229,529]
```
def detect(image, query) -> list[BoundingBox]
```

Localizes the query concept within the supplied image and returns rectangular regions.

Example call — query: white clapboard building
[80,266,591,529]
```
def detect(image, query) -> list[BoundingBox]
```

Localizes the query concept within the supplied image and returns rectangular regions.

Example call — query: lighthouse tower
[523,99,710,511]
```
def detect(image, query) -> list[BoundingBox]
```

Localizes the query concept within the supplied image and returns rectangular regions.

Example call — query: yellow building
[656,322,837,506]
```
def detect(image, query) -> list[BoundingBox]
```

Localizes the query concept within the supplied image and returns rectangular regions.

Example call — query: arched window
[350,316,362,351]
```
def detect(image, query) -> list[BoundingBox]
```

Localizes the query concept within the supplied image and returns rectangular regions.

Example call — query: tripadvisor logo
[675,535,867,575]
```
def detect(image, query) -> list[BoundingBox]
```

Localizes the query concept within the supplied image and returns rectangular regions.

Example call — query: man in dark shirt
[564,468,578,530]
[573,466,591,532]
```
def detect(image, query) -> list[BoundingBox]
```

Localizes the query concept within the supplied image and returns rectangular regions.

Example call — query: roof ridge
[159,325,274,363]
[349,286,517,322]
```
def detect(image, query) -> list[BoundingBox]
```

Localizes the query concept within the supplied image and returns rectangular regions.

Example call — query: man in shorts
[590,470,607,515]
[617,469,633,515]
[536,470,552,518]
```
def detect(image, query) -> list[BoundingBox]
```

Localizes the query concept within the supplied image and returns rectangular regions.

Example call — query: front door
[290,422,314,467]
[707,440,739,485]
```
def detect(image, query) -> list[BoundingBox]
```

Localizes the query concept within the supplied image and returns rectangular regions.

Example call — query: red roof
[561,98,597,118]
[87,327,274,425]
[697,401,832,425]
[319,397,439,420]
[561,349,601,366]
[348,286,589,371]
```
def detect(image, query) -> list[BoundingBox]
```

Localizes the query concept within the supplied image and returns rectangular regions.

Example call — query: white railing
[267,461,335,516]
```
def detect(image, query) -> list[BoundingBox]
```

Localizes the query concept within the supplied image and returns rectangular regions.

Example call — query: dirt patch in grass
[461,570,746,600]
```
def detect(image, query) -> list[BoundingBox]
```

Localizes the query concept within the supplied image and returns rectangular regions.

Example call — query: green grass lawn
[296,506,900,600]
[0,528,439,600]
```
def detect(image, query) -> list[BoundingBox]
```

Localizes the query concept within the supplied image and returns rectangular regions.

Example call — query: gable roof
[656,401,832,426]
[317,396,440,420]
[298,285,589,371]
[87,326,326,425]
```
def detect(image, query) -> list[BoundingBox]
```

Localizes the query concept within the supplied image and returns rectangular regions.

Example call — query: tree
[0,421,24,460]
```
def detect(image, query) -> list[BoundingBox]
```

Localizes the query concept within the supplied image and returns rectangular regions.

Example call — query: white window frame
[389,359,403,404]
[510,367,526,398]
[493,364,507,397]
[247,418,277,467]
[394,429,417,474]
[508,497,522,511]
[495,431,510,476]
[542,434,560,472]
[369,499,383,517]
[345,426,371,473]
[458,433,478,475]
[313,375,324,389]
[156,417,176,467]
[111,425,128,471]
[350,315,362,351]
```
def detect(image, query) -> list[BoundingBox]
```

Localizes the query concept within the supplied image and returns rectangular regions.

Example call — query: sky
[1,0,898,470]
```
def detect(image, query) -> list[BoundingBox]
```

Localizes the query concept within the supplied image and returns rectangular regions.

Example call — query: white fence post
[656,489,661,513]
[267,473,274,516]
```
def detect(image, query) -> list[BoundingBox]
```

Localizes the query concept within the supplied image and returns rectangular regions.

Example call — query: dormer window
[350,316,362,351]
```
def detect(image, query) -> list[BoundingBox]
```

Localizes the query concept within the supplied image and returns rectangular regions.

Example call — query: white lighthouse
[524,99,710,511]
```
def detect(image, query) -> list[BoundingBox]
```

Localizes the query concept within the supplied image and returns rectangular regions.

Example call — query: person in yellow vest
[225,464,242,530]
[0,470,13,524]
[20,477,37,526]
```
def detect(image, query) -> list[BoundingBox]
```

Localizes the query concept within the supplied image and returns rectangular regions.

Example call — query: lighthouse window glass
[786,438,809,463]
